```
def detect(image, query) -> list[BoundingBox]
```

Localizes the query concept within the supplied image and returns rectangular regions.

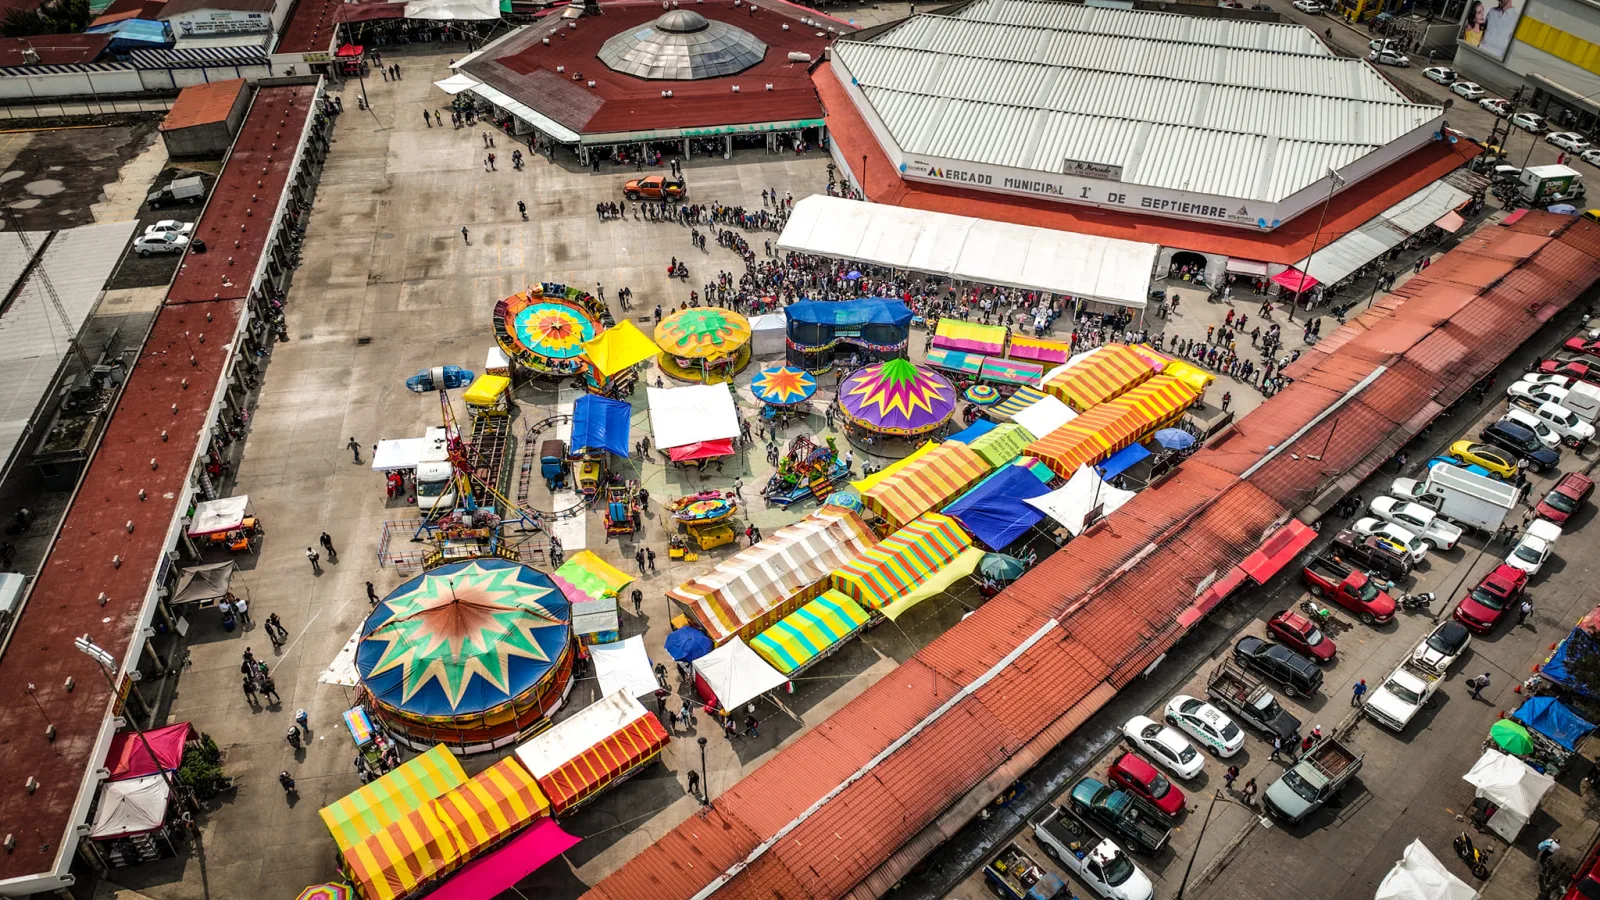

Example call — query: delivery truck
[1517,165,1585,205]
[1422,464,1518,532]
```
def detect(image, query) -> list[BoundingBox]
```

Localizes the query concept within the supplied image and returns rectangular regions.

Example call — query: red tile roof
[274,0,349,55]
[160,78,246,131]
[158,0,272,17]
[585,215,1600,900]
[0,33,109,65]
[813,61,1482,266]
[91,0,168,26]
[0,83,315,888]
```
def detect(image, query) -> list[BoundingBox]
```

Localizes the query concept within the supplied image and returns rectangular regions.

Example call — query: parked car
[1516,372,1580,391]
[1292,0,1324,11]
[1423,455,1494,480]
[134,233,189,257]
[1535,471,1594,527]
[1107,752,1186,821]
[1303,555,1399,623]
[1525,402,1595,445]
[1450,81,1485,100]
[1448,441,1519,480]
[1564,336,1600,359]
[1547,132,1593,153]
[1413,620,1472,674]
[1233,636,1323,698]
[143,219,194,237]
[1422,66,1456,84]
[1350,518,1430,562]
[1267,609,1336,661]
[1327,531,1413,581]
[1367,497,1462,550]
[1505,519,1562,575]
[1368,47,1410,66]
[1121,716,1204,780]
[1500,408,1564,449]
[1509,379,1572,412]
[1479,97,1512,117]
[1453,564,1528,633]
[1163,696,1245,758]
[1032,806,1156,900]
[1582,148,1600,168]
[1535,359,1600,385]
[1510,112,1549,133]
[1479,420,1560,472]
[1204,662,1301,741]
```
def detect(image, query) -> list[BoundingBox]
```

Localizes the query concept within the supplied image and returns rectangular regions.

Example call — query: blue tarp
[1541,627,1598,699]
[664,627,714,661]
[1096,443,1152,480]
[571,394,632,457]
[85,18,172,49]
[944,464,1051,549]
[785,299,913,328]
[1513,696,1596,751]
[945,419,997,445]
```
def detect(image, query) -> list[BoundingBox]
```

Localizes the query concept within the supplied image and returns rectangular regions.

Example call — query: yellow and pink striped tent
[861,441,992,530]
[1042,344,1159,412]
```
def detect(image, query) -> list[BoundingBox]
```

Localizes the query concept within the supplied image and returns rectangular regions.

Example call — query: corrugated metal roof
[955,0,1328,55]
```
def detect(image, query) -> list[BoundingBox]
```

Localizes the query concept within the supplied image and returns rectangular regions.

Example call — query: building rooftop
[160,77,246,131]
[0,33,110,66]
[273,0,342,55]
[157,0,273,19]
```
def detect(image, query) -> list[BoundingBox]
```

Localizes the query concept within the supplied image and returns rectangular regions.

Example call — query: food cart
[187,495,263,553]
[342,705,389,773]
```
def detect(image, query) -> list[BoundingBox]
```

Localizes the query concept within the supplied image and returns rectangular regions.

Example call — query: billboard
[1458,0,1525,62]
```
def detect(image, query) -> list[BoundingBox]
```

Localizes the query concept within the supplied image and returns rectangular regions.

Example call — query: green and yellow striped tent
[319,743,467,854]
[965,423,1037,468]
[829,513,973,612]
[749,590,870,675]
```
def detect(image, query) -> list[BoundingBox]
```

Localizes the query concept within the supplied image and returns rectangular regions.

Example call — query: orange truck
[623,174,686,201]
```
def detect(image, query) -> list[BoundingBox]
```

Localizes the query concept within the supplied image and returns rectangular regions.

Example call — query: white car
[1508,379,1570,409]
[1413,620,1472,674]
[1510,112,1548,133]
[1422,66,1457,85]
[1530,401,1597,443]
[1516,372,1579,391]
[1450,81,1486,101]
[1292,0,1324,11]
[143,220,194,237]
[1582,148,1600,168]
[134,233,189,256]
[1163,696,1245,758]
[1122,715,1204,780]
[1368,48,1410,67]
[1387,476,1441,511]
[1352,517,1430,561]
[1547,132,1593,154]
[1505,519,1562,576]
[1501,407,1564,450]
[1368,497,1463,550]
[1479,97,1512,117]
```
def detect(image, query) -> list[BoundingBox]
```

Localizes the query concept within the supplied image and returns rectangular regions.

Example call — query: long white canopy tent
[776,195,1160,310]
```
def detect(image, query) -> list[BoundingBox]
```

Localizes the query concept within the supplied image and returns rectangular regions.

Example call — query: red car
[1267,609,1337,661]
[1453,564,1529,633]
[1535,471,1594,527]
[1108,751,1186,821]
[1537,359,1600,385]
[1563,336,1600,359]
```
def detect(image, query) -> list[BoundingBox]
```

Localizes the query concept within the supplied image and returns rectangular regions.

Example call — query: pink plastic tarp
[428,818,580,900]
[106,722,194,781]
[1271,269,1319,293]
[668,439,735,462]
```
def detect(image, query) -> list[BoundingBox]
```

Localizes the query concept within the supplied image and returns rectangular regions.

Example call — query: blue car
[1426,455,1497,480]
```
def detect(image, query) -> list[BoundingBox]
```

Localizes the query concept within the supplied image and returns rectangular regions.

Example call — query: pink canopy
[668,439,735,462]
[428,818,580,900]
[106,722,194,781]
[1271,269,1319,293]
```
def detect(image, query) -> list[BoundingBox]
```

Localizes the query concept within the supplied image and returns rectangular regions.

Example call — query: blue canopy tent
[784,299,913,327]
[945,418,997,445]
[1096,443,1151,480]
[570,394,631,456]
[664,626,714,661]
[1541,627,1598,699]
[785,299,913,372]
[85,18,172,51]
[944,464,1052,549]
[1512,696,1596,751]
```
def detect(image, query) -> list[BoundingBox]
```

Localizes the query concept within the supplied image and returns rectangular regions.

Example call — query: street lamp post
[861,154,868,199]
[1174,790,1241,900]
[75,635,190,815]
[1289,166,1346,324]
[697,736,710,807]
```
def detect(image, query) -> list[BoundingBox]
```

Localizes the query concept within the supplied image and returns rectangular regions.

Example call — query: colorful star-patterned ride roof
[653,307,751,360]
[495,288,604,372]
[750,365,817,406]
[838,358,957,436]
[357,559,572,719]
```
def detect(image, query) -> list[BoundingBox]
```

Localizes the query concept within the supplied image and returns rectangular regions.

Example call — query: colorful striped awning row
[749,590,870,675]
[1007,335,1070,364]
[667,508,877,644]
[1043,344,1158,412]
[991,385,1048,421]
[320,744,467,854]
[829,513,973,611]
[535,709,670,815]
[1027,375,1198,479]
[862,442,993,530]
[966,423,1037,468]
[925,347,987,375]
[980,356,1044,387]
[432,758,550,860]
[932,319,1007,355]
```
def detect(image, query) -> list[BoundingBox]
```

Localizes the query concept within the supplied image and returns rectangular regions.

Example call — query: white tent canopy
[516,691,651,778]
[692,636,789,712]
[777,196,1159,310]
[1025,465,1136,535]
[90,774,170,839]
[187,495,249,537]
[647,384,740,450]
[407,0,498,19]
[571,596,619,638]
[1375,840,1478,900]
[433,72,481,94]
[748,314,786,357]
[591,636,658,700]
[1462,748,1556,841]
[371,438,430,472]
[1011,395,1077,441]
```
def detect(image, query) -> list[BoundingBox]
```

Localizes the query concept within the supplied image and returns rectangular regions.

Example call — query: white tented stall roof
[371,438,430,472]
[187,495,250,537]
[571,596,620,637]
[1375,840,1479,900]
[1296,180,1469,286]
[515,690,651,778]
[1025,465,1136,535]
[591,636,658,700]
[777,196,1159,309]
[692,636,790,712]
[1462,748,1555,842]
[1011,395,1076,440]
[647,384,740,449]
[407,0,498,20]
[90,774,170,839]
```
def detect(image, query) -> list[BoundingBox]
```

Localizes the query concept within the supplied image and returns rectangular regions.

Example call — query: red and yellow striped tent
[515,691,672,816]
[1027,375,1197,479]
[1042,344,1158,412]
[433,758,550,860]
[861,442,992,530]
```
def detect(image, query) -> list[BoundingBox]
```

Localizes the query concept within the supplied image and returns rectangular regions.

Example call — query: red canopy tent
[106,722,194,781]
[668,439,735,462]
[1271,269,1319,293]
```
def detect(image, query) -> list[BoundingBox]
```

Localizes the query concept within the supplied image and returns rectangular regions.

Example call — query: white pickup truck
[1363,659,1442,731]
[1032,806,1154,900]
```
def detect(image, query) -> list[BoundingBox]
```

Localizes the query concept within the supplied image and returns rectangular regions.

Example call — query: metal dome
[598,10,768,80]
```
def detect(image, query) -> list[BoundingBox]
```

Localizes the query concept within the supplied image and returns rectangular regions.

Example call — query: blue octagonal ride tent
[571,394,631,457]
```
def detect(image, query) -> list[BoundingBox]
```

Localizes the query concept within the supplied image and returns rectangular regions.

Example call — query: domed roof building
[598,10,768,80]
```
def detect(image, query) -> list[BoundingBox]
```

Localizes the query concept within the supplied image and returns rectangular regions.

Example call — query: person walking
[518,200,527,221]
[732,478,743,500]
[235,595,252,626]
[1467,672,1491,700]
[1224,765,1239,791]
[423,108,432,127]
[1351,678,1368,706]
[367,581,380,605]
[631,588,644,616]
[744,714,760,737]
[1538,837,1561,867]
[306,547,321,575]
[687,768,701,797]
[347,436,363,463]
[635,548,646,574]
[646,547,657,573]
[242,676,260,708]
[1270,735,1283,762]
[259,674,280,704]
[461,226,470,244]
[1240,778,1258,806]
[1518,599,1534,626]
[320,532,337,562]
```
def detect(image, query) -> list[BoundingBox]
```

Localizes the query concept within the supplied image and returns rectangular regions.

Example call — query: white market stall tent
[748,314,786,358]
[515,690,652,780]
[1374,839,1478,900]
[647,384,740,450]
[186,495,251,537]
[1461,748,1555,842]
[692,636,789,713]
[777,195,1159,310]
[90,775,171,839]
[1025,465,1137,535]
[591,636,658,700]
[1011,395,1077,442]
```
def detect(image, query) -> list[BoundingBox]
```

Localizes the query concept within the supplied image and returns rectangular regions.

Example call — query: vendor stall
[320,743,467,856]
[965,423,1037,468]
[861,441,992,530]
[1027,375,1197,480]
[1509,695,1596,775]
[1461,748,1556,842]
[991,385,1048,422]
[829,512,980,620]
[925,347,986,379]
[513,690,670,815]
[945,418,997,445]
[1011,394,1077,442]
[783,298,912,373]
[1007,335,1071,365]
[591,636,659,700]
[1042,344,1159,412]
[1025,465,1137,535]
[943,460,1055,550]
[105,722,193,781]
[494,285,608,378]
[578,320,657,395]
[932,319,1007,355]
[647,383,740,460]
[980,356,1044,389]
[691,636,791,713]
[553,551,631,645]
[1374,840,1479,900]
[654,307,752,383]
[88,775,179,866]
[187,495,262,553]
[171,561,235,608]
[837,359,958,440]
[749,313,787,358]
[749,590,870,677]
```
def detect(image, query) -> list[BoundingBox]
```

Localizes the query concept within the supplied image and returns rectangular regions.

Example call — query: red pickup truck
[1302,556,1396,625]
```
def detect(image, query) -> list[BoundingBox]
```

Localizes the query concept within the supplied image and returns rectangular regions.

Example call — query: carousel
[494,284,609,378]
[837,358,958,443]
[653,307,752,383]
[668,490,740,555]
[750,365,817,424]
[355,558,575,753]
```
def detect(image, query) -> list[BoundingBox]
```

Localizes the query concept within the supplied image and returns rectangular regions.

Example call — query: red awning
[1177,566,1250,629]
[1271,269,1319,293]
[428,819,580,900]
[668,439,735,462]
[1501,209,1529,226]
[1238,519,1318,585]
[335,43,363,57]
[106,722,194,781]
[1434,211,1466,233]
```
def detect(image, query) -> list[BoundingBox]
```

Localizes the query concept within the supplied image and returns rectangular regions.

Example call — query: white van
[415,426,456,513]
[1561,381,1600,423]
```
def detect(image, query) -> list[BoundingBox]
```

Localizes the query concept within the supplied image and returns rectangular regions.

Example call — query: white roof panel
[955,0,1329,55]
[1296,179,1470,285]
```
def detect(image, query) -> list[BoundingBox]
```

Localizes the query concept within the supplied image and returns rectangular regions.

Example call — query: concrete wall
[0,68,144,99]
[138,63,271,91]
[163,120,231,156]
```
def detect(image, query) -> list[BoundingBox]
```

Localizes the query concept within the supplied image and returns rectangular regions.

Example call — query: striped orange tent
[1043,344,1158,412]
[432,758,549,860]
[514,691,671,815]
[1027,375,1197,479]
[828,513,973,612]
[861,442,992,530]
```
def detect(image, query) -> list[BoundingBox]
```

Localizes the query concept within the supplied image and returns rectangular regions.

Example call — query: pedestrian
[1518,599,1534,626]
[646,547,657,573]
[243,676,259,708]
[687,768,701,797]
[306,547,321,575]
[744,714,760,737]
[632,588,644,615]
[733,478,743,500]
[1224,765,1239,791]
[1270,735,1283,762]
[234,595,252,626]
[423,108,432,127]
[1351,678,1367,706]
[347,436,363,463]
[320,531,337,562]
[1538,837,1561,867]
[1240,778,1258,805]
[266,613,285,646]
[635,548,646,574]
[1468,672,1490,700]
[462,226,470,244]
[367,581,380,606]
[259,674,280,704]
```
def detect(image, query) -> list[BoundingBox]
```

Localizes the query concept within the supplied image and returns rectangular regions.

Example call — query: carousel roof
[838,358,957,436]
[750,365,817,406]
[654,307,751,360]
[357,559,572,718]
[496,289,603,364]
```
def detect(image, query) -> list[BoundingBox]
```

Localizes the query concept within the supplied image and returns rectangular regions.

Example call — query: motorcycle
[1397,591,1435,611]
[1454,832,1491,879]
[1299,598,1336,623]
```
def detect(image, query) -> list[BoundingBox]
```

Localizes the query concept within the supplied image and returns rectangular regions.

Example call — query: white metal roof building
[830,0,1446,231]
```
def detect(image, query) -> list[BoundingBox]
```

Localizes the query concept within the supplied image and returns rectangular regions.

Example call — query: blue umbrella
[825,490,862,510]
[1153,428,1195,450]
[664,626,714,662]
[845,270,862,280]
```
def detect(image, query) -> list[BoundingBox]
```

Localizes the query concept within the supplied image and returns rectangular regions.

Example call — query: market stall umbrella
[296,885,353,900]
[964,384,1000,406]
[750,365,817,406]
[824,490,862,511]
[978,552,1026,582]
[1153,428,1195,450]
[1488,719,1534,756]
[838,358,958,436]
[664,626,714,662]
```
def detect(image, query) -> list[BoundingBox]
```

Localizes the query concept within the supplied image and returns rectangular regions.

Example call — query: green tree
[2,0,92,39]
